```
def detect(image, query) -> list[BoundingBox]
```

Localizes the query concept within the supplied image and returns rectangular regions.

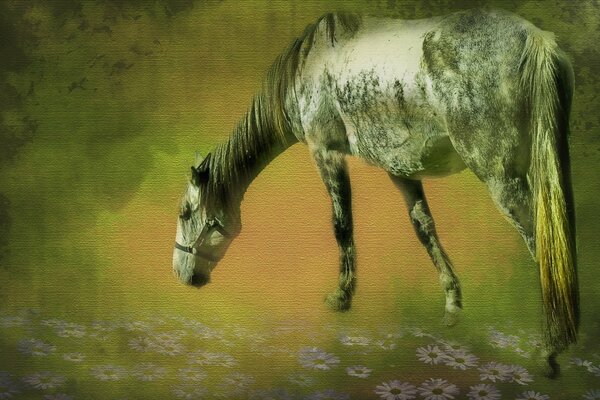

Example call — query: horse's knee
[409,201,434,244]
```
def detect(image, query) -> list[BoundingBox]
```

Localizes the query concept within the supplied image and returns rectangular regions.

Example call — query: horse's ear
[191,152,211,186]
[191,166,209,187]
[195,150,204,167]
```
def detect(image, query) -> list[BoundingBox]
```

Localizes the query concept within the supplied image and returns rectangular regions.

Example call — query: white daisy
[177,317,203,327]
[22,372,65,390]
[151,330,188,342]
[191,326,223,340]
[374,380,417,400]
[90,320,120,332]
[183,320,220,339]
[339,335,370,346]
[153,340,185,356]
[188,350,237,368]
[178,367,207,382]
[128,336,156,352]
[583,389,600,400]
[223,372,254,387]
[588,365,600,377]
[416,345,446,365]
[62,353,86,362]
[0,316,29,327]
[230,326,251,338]
[17,339,56,356]
[417,378,459,400]
[515,390,549,400]
[90,365,128,381]
[123,320,153,332]
[346,365,372,378]
[131,363,167,381]
[304,389,350,400]
[466,384,501,400]
[514,348,531,358]
[442,350,479,370]
[507,365,534,385]
[56,323,86,338]
[172,384,207,399]
[40,319,66,328]
[570,358,593,368]
[488,330,519,349]
[247,332,269,344]
[298,347,340,370]
[478,362,511,382]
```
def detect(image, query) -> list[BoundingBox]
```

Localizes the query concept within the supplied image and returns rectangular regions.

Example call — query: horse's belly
[333,71,465,178]
[345,114,466,178]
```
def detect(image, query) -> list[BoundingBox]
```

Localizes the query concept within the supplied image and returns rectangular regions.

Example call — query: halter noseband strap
[174,216,236,262]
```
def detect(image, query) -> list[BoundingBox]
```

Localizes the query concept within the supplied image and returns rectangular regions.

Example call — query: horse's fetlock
[325,289,352,312]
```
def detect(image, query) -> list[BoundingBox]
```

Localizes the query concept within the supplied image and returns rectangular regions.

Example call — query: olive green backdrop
[0,1,598,399]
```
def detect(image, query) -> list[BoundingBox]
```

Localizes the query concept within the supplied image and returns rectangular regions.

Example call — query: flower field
[1,310,598,399]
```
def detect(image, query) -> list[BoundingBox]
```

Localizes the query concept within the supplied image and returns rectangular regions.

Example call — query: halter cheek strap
[174,242,222,263]
[174,242,194,255]
[174,217,237,262]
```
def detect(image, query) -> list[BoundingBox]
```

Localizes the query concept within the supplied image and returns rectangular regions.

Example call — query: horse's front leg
[389,175,463,326]
[311,147,356,312]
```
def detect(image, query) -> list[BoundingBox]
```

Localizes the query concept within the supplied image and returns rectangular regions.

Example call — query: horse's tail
[520,27,578,353]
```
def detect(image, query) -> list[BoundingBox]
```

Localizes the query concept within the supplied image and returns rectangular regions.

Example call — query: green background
[0,1,599,398]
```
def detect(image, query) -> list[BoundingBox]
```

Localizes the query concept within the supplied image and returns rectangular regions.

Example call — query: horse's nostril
[190,273,210,287]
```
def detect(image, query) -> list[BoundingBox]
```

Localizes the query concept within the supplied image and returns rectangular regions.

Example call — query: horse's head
[173,152,240,287]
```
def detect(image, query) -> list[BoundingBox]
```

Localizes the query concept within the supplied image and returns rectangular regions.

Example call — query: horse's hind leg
[389,175,463,326]
[311,147,356,312]
[484,175,562,378]
[450,126,562,377]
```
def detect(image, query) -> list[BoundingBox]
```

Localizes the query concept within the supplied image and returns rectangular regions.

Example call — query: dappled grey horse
[173,9,577,376]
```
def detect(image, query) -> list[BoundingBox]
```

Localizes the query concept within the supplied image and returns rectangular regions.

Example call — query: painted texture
[0,1,599,398]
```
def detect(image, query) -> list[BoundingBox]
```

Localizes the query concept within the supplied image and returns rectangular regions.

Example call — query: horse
[172,8,577,377]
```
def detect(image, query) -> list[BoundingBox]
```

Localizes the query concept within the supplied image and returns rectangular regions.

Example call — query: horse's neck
[211,102,298,208]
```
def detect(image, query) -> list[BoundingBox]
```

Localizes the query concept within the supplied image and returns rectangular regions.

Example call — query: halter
[174,216,236,262]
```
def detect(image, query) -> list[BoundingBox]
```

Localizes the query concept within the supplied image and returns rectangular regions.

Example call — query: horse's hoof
[541,356,561,379]
[325,291,351,312]
[443,309,460,327]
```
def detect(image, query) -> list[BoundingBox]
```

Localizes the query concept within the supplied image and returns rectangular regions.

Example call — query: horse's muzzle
[190,272,211,288]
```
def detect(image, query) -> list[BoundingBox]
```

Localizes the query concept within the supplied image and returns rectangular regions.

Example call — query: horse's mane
[199,12,362,212]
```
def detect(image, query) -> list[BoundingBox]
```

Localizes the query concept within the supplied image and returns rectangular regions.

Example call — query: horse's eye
[179,202,192,220]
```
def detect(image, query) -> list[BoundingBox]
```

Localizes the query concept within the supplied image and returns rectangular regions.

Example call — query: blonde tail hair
[520,28,578,352]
